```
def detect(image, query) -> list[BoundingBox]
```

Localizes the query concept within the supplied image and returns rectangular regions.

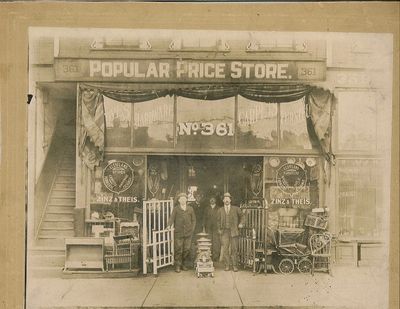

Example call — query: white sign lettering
[177,122,234,137]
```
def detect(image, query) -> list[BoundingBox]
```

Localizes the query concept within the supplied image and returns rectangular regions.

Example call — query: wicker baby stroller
[269,227,312,274]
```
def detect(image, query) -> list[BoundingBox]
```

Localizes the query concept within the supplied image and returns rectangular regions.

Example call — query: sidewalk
[26,265,389,309]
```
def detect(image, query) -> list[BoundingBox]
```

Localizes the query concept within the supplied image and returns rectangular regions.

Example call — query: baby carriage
[268,227,312,274]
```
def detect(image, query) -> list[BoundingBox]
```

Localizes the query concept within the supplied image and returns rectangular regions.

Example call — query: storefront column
[74,84,86,236]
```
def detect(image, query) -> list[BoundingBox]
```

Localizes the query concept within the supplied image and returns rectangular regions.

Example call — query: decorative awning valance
[78,83,335,180]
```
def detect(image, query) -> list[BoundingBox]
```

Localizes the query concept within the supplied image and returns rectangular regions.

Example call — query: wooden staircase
[29,144,76,277]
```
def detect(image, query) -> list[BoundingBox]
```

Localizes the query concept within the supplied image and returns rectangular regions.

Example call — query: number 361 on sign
[177,122,234,137]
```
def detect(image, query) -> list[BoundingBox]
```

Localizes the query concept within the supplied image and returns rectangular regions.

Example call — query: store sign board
[54,58,326,82]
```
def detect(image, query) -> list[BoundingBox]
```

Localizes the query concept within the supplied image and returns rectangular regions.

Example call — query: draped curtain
[78,83,335,181]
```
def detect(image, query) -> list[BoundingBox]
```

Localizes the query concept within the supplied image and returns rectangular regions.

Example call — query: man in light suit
[217,192,244,272]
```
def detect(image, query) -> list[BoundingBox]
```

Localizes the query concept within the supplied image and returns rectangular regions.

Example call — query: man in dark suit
[167,193,196,273]
[203,196,221,262]
[217,192,244,272]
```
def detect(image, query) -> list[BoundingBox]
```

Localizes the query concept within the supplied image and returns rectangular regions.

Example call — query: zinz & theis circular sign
[103,160,134,194]
[276,163,307,195]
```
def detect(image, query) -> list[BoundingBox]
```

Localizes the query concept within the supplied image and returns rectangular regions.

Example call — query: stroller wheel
[298,258,312,273]
[279,258,294,274]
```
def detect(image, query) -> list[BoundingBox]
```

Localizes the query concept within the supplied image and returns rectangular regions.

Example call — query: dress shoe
[181,265,188,271]
[175,266,181,273]
[224,266,230,271]
[233,266,239,272]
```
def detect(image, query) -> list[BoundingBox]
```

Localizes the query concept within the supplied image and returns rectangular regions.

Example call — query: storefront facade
[28,30,391,273]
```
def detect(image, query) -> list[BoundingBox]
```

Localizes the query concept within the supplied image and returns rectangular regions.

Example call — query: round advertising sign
[276,163,307,195]
[103,160,134,194]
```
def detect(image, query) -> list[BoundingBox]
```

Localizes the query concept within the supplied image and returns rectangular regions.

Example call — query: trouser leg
[211,230,221,261]
[230,236,239,267]
[221,230,231,267]
[174,236,184,266]
[182,236,192,266]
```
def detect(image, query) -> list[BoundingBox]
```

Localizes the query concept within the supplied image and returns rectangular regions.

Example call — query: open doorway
[146,155,264,207]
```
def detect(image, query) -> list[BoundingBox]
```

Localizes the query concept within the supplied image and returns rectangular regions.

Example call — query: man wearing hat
[167,193,196,272]
[217,192,244,272]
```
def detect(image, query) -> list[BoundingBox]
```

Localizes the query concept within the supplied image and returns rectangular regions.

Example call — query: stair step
[44,217,74,222]
[58,170,75,176]
[53,183,75,190]
[29,246,65,255]
[39,230,75,237]
[40,226,74,232]
[52,186,75,192]
[57,174,75,181]
[60,163,75,167]
[48,198,75,205]
[46,213,74,220]
[28,266,63,278]
[55,180,76,185]
[29,254,65,267]
[47,207,74,214]
[42,221,74,229]
[51,190,75,198]
[35,238,66,247]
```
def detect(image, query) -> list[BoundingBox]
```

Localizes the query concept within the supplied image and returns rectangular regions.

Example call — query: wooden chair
[104,234,135,271]
[309,232,332,275]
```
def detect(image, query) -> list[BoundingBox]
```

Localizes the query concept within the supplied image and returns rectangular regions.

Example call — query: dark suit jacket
[168,205,196,238]
[204,205,220,233]
[217,205,244,237]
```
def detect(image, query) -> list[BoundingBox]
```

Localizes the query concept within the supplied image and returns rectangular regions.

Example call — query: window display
[264,156,320,229]
[90,154,146,222]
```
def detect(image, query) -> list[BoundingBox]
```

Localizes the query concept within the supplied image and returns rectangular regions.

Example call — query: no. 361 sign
[177,122,234,136]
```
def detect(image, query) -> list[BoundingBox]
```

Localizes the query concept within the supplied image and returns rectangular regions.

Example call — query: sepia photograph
[25,27,393,308]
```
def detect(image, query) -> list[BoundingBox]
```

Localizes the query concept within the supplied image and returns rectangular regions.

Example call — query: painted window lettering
[177,122,234,136]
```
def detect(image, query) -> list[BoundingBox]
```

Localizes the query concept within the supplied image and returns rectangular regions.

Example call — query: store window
[133,97,174,148]
[176,97,235,150]
[89,154,145,224]
[337,91,377,152]
[280,98,313,150]
[104,97,132,147]
[237,97,278,149]
[337,159,382,238]
[264,156,320,229]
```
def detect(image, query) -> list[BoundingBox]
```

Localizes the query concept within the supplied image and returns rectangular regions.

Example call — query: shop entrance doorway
[147,155,264,207]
